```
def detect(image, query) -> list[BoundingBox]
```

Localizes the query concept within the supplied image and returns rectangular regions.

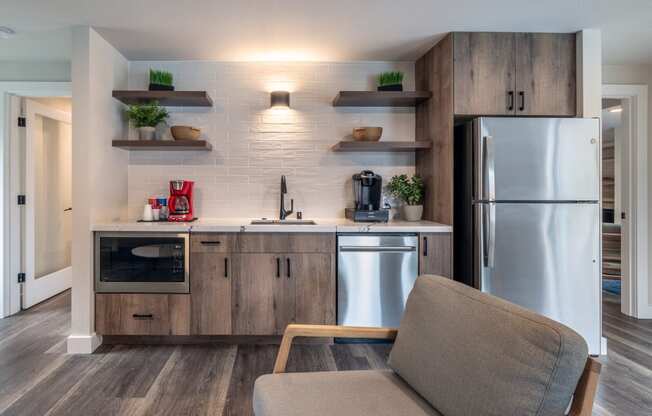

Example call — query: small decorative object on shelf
[171,125,201,141]
[149,69,174,91]
[125,101,169,140]
[377,71,404,91]
[352,127,383,142]
[386,174,425,221]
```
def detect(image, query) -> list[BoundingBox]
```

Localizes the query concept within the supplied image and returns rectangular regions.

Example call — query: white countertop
[92,218,452,233]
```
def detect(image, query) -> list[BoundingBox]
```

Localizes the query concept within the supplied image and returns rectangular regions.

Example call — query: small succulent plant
[378,71,404,87]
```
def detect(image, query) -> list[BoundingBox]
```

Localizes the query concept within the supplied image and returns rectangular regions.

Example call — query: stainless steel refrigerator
[454,117,601,354]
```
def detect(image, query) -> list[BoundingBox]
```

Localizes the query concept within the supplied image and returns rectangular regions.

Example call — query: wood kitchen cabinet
[292,253,336,325]
[419,233,452,278]
[95,293,190,335]
[190,252,232,335]
[232,253,295,335]
[453,32,576,117]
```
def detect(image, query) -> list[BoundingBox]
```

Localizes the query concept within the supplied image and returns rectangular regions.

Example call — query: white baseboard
[67,333,103,354]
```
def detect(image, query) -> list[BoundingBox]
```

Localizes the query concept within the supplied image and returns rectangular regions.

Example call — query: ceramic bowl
[352,127,383,141]
[170,125,201,141]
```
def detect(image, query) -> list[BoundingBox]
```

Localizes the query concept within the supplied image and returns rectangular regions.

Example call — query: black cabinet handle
[507,91,514,111]
[276,258,280,278]
[286,258,291,278]
[423,236,428,257]
[132,314,153,319]
[201,241,221,246]
[224,257,228,278]
[518,91,525,111]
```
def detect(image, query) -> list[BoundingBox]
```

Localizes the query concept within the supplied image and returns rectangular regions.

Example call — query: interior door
[23,100,72,308]
[476,202,601,353]
[232,254,295,335]
[515,33,576,116]
[453,32,516,116]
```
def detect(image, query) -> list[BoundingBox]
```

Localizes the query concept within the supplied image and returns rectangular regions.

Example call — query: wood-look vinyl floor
[0,290,650,415]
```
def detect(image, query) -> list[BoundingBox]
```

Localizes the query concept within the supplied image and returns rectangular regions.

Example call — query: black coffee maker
[345,170,389,222]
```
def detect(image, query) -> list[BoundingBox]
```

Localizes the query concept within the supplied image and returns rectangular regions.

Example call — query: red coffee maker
[168,180,195,222]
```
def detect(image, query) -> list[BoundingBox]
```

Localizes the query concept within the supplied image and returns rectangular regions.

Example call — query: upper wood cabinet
[454,32,516,116]
[453,32,576,117]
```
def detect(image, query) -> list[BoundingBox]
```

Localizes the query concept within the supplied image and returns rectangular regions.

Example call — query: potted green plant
[386,174,425,221]
[377,71,404,91]
[149,69,174,91]
[125,101,169,140]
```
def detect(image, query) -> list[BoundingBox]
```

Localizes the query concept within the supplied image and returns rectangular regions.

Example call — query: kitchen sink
[250,219,317,225]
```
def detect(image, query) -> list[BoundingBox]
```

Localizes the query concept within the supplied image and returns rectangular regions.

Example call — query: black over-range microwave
[94,232,189,293]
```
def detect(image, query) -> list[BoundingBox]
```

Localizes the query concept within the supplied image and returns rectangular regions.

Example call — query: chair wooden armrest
[569,357,602,416]
[272,324,398,373]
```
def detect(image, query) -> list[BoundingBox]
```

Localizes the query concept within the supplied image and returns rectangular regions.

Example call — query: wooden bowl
[171,125,201,141]
[352,127,383,142]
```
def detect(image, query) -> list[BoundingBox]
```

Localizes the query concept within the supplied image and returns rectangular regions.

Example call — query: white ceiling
[1,0,651,64]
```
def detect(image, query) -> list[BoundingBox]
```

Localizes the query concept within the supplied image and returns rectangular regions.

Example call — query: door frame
[602,84,650,318]
[0,82,72,318]
[23,99,72,309]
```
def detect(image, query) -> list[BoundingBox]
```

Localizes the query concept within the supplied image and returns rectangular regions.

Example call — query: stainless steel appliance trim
[474,118,483,200]
[485,135,496,201]
[487,203,496,268]
[94,232,190,294]
[339,246,416,252]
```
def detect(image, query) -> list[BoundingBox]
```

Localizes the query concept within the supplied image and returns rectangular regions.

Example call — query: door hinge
[621,212,626,220]
[17,273,25,283]
[17,117,26,127]
[17,195,26,205]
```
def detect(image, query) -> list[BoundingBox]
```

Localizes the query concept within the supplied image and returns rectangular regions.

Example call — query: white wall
[126,61,416,220]
[0,61,70,82]
[603,64,652,309]
[68,27,128,353]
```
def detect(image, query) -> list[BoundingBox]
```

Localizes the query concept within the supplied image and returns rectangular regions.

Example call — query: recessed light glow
[608,106,623,113]
[0,26,16,39]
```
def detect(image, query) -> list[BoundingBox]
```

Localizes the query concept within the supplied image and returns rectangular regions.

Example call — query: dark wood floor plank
[2,290,652,415]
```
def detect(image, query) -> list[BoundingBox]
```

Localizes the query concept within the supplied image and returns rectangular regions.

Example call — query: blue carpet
[602,279,621,295]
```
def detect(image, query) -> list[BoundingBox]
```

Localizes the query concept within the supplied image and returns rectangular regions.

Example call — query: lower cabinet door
[95,293,190,335]
[232,254,295,335]
[419,233,453,278]
[190,252,232,335]
[292,253,335,325]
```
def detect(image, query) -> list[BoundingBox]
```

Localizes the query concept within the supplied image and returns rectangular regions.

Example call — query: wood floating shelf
[331,141,432,152]
[332,91,432,107]
[112,90,213,107]
[112,140,212,151]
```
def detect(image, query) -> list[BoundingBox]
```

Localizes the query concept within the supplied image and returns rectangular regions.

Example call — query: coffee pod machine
[345,170,389,222]
[168,180,195,222]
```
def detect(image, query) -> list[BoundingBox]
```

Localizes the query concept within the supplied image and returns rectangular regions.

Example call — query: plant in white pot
[125,101,169,140]
[386,174,425,221]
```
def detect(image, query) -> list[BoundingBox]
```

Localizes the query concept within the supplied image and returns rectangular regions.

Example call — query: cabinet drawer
[287,233,335,253]
[95,294,190,335]
[237,233,289,253]
[190,233,237,253]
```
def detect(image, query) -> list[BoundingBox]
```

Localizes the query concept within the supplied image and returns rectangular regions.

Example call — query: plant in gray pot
[386,174,425,221]
[125,101,169,140]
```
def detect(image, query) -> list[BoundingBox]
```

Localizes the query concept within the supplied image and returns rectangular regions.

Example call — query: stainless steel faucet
[279,175,294,220]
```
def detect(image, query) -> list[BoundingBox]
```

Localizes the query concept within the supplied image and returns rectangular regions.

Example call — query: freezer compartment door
[475,118,600,201]
[475,202,600,353]
[337,235,418,328]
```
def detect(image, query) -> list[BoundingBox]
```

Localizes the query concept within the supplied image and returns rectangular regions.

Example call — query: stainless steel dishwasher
[337,234,418,328]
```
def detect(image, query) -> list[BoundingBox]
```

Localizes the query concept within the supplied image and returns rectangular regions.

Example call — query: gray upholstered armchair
[254,275,600,416]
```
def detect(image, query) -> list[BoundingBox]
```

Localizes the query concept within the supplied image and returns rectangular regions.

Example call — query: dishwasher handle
[339,246,416,253]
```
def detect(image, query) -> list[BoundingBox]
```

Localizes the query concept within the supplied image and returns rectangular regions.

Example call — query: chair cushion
[253,370,442,416]
[388,275,588,416]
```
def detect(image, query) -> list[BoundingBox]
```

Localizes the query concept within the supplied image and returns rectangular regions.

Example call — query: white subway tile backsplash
[127,61,417,220]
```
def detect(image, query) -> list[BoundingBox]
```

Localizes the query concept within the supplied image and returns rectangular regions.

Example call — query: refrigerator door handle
[484,135,496,201]
[486,203,496,268]
[474,125,484,200]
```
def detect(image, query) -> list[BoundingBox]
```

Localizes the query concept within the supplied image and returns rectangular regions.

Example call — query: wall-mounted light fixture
[270,91,290,108]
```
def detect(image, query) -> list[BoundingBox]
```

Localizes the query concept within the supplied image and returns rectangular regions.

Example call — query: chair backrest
[388,275,589,416]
